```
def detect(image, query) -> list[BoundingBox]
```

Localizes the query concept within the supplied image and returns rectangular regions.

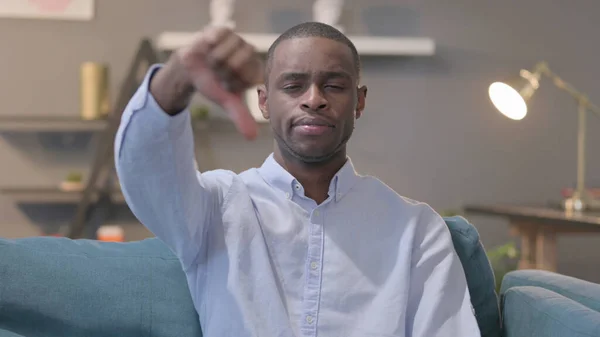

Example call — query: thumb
[220,93,258,140]
[188,70,258,140]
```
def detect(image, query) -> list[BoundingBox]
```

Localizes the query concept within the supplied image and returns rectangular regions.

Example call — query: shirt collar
[258,153,360,202]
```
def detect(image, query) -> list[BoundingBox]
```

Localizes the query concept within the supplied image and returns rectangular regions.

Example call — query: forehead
[270,37,355,78]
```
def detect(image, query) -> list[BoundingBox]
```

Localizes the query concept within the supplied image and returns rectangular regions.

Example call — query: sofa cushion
[501,269,600,313]
[0,237,202,337]
[444,216,502,337]
[503,286,600,337]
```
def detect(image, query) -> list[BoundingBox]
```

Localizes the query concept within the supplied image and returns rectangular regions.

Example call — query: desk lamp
[488,61,600,211]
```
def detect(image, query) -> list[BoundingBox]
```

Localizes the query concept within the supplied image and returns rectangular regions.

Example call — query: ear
[355,85,367,119]
[257,84,269,120]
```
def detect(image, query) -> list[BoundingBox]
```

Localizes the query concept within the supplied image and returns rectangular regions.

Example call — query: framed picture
[0,0,94,21]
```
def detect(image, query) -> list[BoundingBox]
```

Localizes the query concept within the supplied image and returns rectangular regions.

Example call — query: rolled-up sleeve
[115,64,232,269]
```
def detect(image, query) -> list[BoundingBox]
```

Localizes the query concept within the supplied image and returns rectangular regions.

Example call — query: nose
[301,84,328,111]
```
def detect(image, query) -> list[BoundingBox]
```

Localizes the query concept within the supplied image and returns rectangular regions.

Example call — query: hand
[151,26,264,140]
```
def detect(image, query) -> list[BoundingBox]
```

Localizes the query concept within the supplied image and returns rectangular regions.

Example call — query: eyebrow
[320,71,352,81]
[276,71,352,83]
[276,72,309,83]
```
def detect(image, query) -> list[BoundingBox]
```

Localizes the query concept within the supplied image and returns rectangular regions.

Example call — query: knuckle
[243,42,256,55]
[204,26,229,44]
[230,34,243,45]
[228,60,242,73]
[230,47,255,73]
[216,27,233,39]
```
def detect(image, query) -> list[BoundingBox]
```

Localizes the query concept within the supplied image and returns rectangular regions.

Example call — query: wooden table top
[464,204,600,229]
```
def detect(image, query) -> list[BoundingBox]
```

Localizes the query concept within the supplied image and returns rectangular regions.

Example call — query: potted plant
[190,105,210,121]
[486,242,519,293]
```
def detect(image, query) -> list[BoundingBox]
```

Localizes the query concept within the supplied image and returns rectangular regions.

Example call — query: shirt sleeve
[406,207,481,337]
[114,64,233,270]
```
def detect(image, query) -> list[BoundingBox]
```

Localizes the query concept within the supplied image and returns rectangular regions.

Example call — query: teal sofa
[0,216,599,336]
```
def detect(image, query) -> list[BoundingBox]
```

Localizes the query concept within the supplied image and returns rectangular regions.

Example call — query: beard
[271,124,354,164]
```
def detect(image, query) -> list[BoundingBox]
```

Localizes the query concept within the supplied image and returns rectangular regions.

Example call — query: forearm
[150,55,195,115]
[115,65,218,268]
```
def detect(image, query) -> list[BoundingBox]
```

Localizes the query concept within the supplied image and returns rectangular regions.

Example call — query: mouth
[292,118,335,128]
[292,118,335,136]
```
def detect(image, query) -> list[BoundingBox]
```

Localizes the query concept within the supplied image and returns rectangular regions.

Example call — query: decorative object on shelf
[312,0,345,33]
[96,225,124,242]
[68,39,160,240]
[190,105,210,120]
[209,0,236,29]
[488,61,600,212]
[562,187,600,200]
[80,62,110,120]
[60,171,84,192]
[0,0,94,21]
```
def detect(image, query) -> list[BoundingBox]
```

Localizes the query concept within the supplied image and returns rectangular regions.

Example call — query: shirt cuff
[115,63,191,159]
[127,63,191,130]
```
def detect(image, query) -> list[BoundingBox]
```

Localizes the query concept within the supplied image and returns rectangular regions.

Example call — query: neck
[273,146,347,204]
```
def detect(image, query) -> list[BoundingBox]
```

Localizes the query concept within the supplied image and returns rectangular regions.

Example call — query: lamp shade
[488,69,541,120]
[489,82,527,120]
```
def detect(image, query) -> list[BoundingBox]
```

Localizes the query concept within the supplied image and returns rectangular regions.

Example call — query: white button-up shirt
[115,65,481,337]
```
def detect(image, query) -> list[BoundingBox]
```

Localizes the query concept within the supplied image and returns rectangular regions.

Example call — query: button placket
[301,208,324,335]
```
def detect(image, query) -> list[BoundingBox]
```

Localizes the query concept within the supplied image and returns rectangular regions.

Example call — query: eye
[325,84,345,91]
[282,84,302,91]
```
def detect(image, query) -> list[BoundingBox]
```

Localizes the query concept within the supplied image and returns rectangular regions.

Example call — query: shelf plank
[0,116,107,132]
[156,32,436,56]
[1,187,124,204]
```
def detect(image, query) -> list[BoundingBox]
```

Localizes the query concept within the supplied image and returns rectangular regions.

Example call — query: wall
[1,0,599,281]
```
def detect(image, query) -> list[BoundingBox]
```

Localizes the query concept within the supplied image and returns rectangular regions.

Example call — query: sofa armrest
[501,270,600,312]
[503,286,600,337]
[0,328,26,337]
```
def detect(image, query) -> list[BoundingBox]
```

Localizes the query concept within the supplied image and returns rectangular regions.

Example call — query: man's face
[258,37,367,163]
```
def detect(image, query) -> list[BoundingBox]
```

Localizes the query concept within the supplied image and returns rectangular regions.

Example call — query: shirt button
[295,184,301,190]
[306,315,314,324]
[310,261,318,270]
[285,192,290,199]
[314,210,319,216]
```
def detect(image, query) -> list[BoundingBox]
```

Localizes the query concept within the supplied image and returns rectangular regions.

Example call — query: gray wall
[1,0,600,281]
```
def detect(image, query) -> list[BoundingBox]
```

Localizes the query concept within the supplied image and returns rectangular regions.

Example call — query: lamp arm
[536,63,600,116]
[534,62,597,209]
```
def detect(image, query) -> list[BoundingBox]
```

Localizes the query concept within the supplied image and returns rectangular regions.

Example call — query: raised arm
[406,208,481,337]
[114,26,264,269]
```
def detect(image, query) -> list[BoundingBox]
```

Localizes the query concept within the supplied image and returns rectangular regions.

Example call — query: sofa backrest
[0,236,202,337]
[0,216,500,337]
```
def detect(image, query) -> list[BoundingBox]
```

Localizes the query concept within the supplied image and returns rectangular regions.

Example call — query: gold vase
[80,62,110,120]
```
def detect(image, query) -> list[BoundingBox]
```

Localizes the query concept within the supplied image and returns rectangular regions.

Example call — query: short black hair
[266,22,361,83]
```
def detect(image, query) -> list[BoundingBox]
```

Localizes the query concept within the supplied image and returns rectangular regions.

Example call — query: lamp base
[562,192,600,212]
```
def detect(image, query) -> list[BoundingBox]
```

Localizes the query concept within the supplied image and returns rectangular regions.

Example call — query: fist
[156,26,265,140]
